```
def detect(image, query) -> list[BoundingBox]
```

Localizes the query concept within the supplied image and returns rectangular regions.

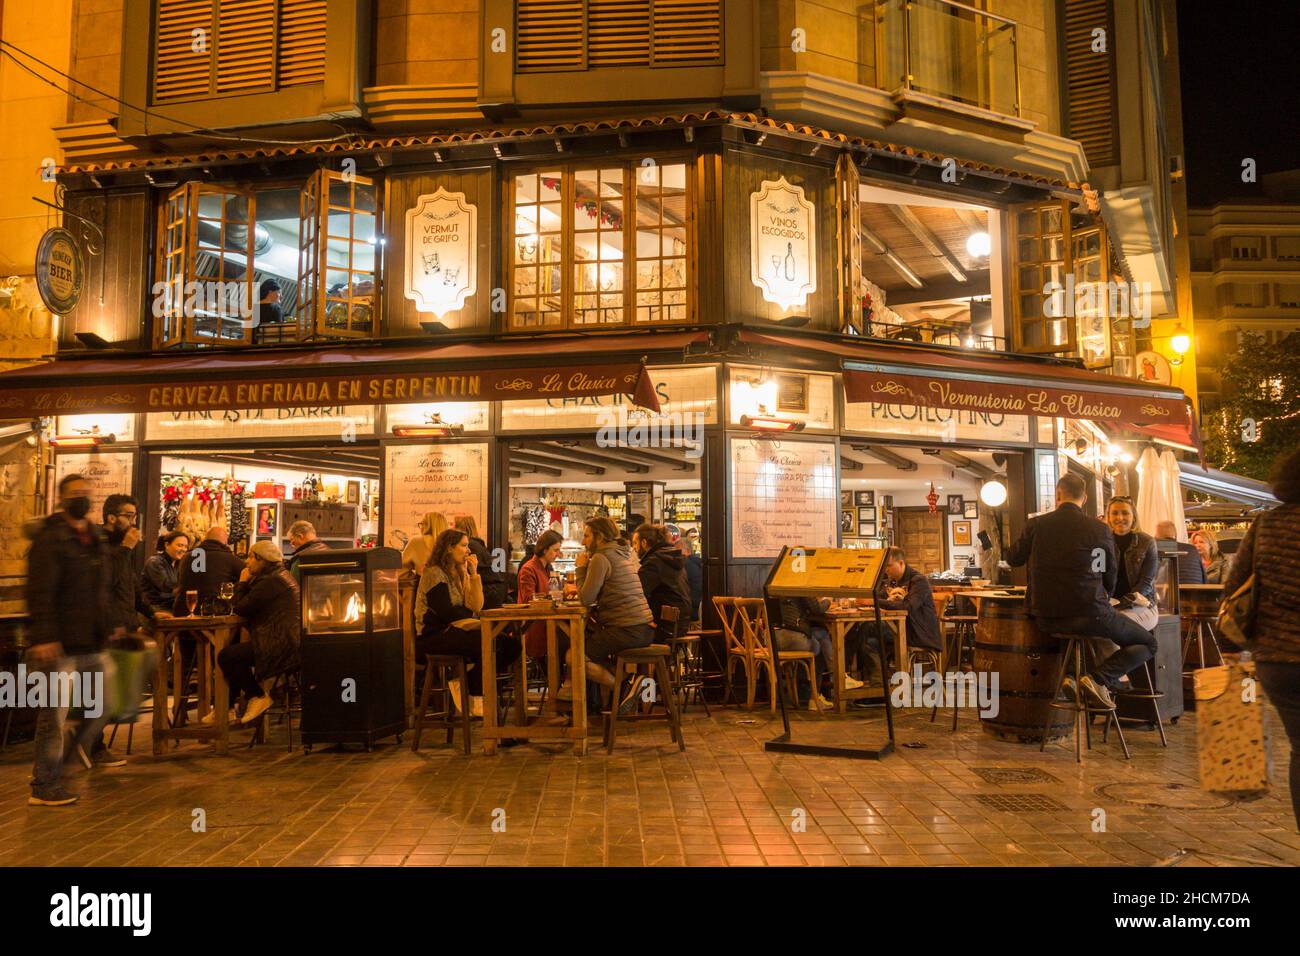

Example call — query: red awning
[0,331,707,419]
[739,329,1199,448]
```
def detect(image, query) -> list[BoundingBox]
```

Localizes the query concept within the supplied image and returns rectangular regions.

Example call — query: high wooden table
[150,614,245,755]
[819,605,907,714]
[479,603,589,756]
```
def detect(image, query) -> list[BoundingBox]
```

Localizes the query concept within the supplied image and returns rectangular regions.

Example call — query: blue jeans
[30,652,114,799]
[774,626,833,692]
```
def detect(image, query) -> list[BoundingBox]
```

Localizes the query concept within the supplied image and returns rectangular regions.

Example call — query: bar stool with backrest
[714,596,823,713]
[603,641,685,753]
[660,605,709,716]
[411,653,473,754]
[1040,632,1131,762]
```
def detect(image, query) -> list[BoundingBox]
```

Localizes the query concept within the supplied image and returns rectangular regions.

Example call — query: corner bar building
[2,0,1197,608]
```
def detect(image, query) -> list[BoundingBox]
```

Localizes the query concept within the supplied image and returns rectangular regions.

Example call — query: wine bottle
[783,242,796,281]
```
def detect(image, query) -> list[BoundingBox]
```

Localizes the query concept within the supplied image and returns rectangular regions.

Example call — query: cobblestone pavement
[1,703,1295,867]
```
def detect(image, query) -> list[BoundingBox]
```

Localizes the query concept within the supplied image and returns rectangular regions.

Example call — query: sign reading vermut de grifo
[405,187,477,317]
[750,176,816,310]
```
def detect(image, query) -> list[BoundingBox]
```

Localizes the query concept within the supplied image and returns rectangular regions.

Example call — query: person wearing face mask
[25,474,126,807]
[1105,496,1159,632]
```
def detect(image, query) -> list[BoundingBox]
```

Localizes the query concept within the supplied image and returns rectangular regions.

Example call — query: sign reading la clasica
[405,188,477,317]
[750,176,816,310]
[35,227,83,315]
[0,363,661,418]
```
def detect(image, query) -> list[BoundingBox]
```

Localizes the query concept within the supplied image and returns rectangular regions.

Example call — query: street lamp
[1169,323,1191,366]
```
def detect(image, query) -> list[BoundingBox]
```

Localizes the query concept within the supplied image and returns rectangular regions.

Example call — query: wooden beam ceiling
[849,444,918,471]
[516,441,651,473]
[887,204,968,282]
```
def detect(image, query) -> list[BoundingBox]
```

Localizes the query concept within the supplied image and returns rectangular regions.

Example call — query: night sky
[1177,0,1300,206]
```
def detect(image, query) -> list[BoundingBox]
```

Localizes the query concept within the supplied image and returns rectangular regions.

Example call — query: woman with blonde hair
[1191,528,1225,583]
[401,512,450,572]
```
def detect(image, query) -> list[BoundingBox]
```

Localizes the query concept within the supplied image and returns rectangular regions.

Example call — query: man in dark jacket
[875,547,943,654]
[173,525,245,615]
[102,493,145,633]
[1006,473,1156,709]
[632,523,692,636]
[1156,520,1205,584]
[286,520,330,582]
[680,535,703,623]
[26,474,125,807]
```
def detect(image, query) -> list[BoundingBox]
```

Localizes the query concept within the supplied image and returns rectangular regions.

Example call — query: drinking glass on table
[185,589,199,616]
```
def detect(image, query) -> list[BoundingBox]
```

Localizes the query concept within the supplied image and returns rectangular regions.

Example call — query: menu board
[383,442,489,551]
[730,437,837,558]
[53,450,133,522]
[767,547,886,597]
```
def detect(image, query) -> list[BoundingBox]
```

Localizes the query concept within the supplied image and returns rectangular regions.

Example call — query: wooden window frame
[504,156,696,332]
[299,168,380,340]
[1010,198,1076,356]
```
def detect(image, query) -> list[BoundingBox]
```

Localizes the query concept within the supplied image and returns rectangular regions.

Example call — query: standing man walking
[25,474,125,807]
[1006,473,1156,709]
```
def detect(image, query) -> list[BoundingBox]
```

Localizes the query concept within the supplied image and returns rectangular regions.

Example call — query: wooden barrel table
[970,593,1070,743]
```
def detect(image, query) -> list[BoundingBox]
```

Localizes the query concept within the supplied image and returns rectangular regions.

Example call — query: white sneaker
[809,693,834,711]
[843,674,865,690]
[241,694,273,725]
[201,708,239,725]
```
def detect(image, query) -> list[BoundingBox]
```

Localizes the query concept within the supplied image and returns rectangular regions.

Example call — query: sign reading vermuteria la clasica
[405,188,477,317]
[35,227,83,315]
[750,176,816,310]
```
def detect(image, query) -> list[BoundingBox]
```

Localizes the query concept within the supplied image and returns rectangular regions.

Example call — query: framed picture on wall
[859,520,876,537]
[855,490,875,507]
[256,503,276,537]
[840,490,852,508]
[964,500,978,519]
[346,480,361,505]
[857,507,874,525]
[841,510,855,534]
[947,495,964,515]
[953,520,972,546]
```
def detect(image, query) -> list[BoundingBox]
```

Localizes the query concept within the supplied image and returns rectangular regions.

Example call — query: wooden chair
[713,596,822,713]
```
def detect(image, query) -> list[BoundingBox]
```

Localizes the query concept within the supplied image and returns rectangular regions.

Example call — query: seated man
[775,595,861,710]
[172,525,245,616]
[573,516,656,715]
[855,547,943,678]
[1155,520,1205,585]
[1006,474,1156,709]
[632,522,693,637]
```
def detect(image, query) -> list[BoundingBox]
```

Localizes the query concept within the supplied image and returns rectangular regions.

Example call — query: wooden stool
[1111,659,1169,747]
[604,645,685,754]
[248,671,300,753]
[412,654,472,755]
[1040,634,1130,762]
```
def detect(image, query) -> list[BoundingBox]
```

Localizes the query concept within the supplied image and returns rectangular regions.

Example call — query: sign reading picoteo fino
[406,188,477,317]
[750,177,817,311]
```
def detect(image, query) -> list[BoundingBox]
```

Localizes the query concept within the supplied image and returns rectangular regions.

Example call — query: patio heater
[297,547,405,752]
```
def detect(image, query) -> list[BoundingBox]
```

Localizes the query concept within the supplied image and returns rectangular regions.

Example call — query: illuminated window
[509,161,692,331]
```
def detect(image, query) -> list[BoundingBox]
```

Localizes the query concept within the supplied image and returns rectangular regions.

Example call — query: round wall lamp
[979,479,1008,507]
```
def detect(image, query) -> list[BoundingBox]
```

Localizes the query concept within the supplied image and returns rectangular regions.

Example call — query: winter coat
[24,513,111,655]
[684,552,703,622]
[141,553,180,611]
[576,539,652,629]
[876,565,943,651]
[233,564,301,680]
[517,555,554,656]
[418,564,483,639]
[1006,502,1116,620]
[173,537,246,615]
[637,543,692,635]
[104,532,146,632]
[1222,504,1300,663]
[1114,530,1159,608]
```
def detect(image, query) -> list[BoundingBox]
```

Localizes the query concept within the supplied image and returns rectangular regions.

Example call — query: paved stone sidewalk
[1,704,1295,867]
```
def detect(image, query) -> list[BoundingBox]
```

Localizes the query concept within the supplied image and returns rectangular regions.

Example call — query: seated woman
[1106,496,1160,632]
[416,528,520,717]
[401,511,450,575]
[142,530,189,615]
[213,541,301,726]
[517,529,564,658]
[573,516,656,714]
[1192,528,1225,583]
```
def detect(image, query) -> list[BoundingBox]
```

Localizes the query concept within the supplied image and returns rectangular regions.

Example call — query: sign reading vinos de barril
[35,227,83,315]
[750,177,816,310]
[405,188,477,317]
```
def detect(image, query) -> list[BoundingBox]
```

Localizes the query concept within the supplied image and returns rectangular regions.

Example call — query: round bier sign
[36,227,83,315]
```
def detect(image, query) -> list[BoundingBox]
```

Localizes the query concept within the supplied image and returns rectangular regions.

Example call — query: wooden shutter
[837,153,864,335]
[154,0,215,102]
[277,0,327,87]
[588,1,650,67]
[516,0,587,72]
[215,0,276,94]
[651,0,722,66]
[1061,0,1119,167]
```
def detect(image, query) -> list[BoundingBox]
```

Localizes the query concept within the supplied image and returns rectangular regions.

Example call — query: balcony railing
[874,0,1021,118]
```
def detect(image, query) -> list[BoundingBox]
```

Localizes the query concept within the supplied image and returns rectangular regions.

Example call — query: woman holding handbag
[1222,447,1300,828]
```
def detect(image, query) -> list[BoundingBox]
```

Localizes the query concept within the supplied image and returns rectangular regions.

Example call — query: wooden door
[894,507,947,574]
